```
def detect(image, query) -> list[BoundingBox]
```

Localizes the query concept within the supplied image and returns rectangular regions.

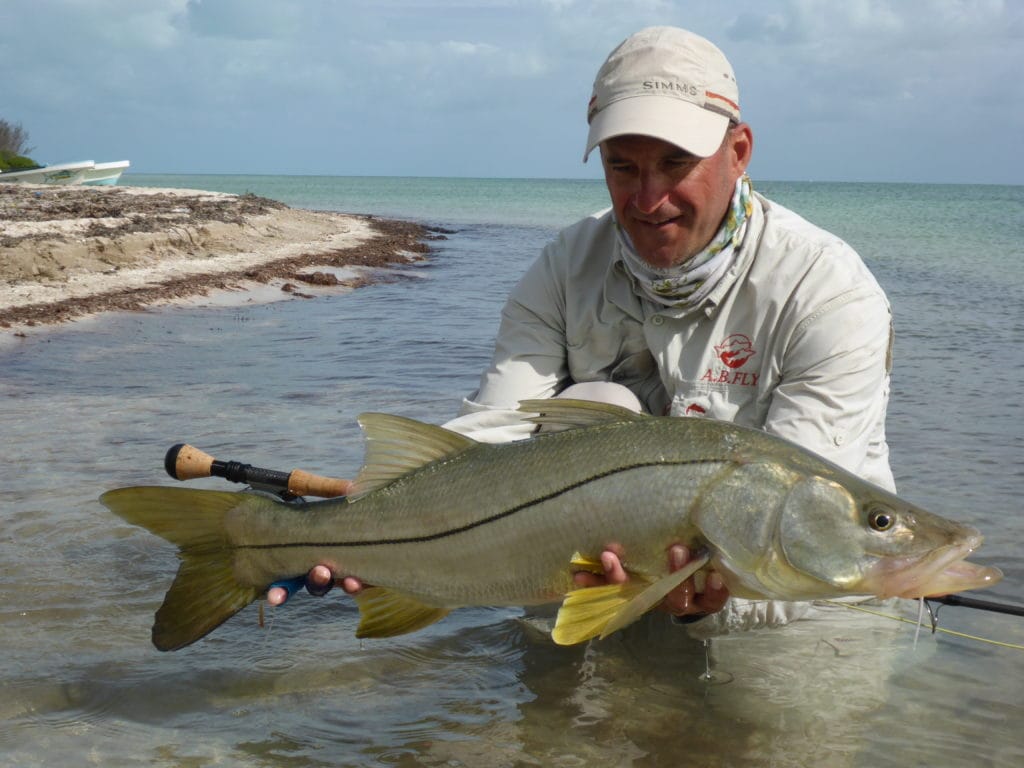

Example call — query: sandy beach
[0,183,432,334]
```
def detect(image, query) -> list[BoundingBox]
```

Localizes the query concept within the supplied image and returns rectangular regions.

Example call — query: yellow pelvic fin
[354,587,451,638]
[569,551,605,575]
[551,553,711,645]
[551,582,650,646]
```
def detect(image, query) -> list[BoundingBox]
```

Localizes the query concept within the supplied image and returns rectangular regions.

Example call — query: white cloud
[1,0,1020,181]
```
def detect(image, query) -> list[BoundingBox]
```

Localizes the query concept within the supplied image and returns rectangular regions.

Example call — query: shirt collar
[607,192,764,320]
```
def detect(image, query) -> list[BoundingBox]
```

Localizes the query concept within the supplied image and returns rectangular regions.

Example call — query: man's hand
[572,544,728,619]
[265,565,364,606]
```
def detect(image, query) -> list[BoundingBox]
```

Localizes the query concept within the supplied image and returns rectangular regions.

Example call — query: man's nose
[631,171,671,213]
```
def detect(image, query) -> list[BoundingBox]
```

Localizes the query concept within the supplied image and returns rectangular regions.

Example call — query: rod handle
[165,443,216,481]
[287,469,351,499]
[164,443,351,498]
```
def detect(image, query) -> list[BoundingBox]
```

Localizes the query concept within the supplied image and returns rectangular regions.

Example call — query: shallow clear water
[1,176,1022,766]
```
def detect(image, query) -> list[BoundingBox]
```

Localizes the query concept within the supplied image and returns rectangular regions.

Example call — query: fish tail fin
[102,486,261,651]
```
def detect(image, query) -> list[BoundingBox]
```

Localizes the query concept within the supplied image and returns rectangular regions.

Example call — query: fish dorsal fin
[551,552,710,645]
[354,587,451,638]
[350,413,476,499]
[518,398,648,432]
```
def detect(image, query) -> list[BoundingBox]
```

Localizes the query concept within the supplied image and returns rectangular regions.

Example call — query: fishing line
[913,597,924,649]
[824,600,1024,651]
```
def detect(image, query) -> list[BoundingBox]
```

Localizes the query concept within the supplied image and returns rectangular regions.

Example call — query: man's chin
[633,245,691,270]
[624,227,695,270]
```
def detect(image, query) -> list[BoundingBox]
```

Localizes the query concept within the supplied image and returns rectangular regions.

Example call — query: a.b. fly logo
[714,333,756,369]
[701,333,759,386]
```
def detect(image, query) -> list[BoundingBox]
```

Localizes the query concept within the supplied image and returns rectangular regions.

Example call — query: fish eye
[868,508,895,531]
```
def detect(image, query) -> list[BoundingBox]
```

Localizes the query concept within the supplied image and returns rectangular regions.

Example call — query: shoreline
[0,183,437,335]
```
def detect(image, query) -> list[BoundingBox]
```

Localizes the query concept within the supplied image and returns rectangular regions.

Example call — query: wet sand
[0,183,434,333]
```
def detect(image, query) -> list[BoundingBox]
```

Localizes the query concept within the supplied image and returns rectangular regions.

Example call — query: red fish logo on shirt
[714,333,756,369]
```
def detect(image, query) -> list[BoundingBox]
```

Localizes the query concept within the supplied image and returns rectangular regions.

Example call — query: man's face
[600,127,752,270]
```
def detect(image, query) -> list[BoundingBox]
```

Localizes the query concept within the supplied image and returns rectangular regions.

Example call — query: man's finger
[339,575,364,595]
[601,551,629,584]
[266,576,306,606]
[695,571,729,613]
[305,570,335,597]
[668,544,690,571]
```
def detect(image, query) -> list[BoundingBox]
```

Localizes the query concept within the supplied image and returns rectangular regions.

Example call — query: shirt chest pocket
[566,318,648,381]
[566,321,666,409]
[669,375,770,426]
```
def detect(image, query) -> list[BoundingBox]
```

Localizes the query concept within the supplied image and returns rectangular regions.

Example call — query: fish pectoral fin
[353,587,451,638]
[551,553,711,645]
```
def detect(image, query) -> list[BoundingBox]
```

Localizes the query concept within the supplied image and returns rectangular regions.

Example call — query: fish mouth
[863,534,1003,599]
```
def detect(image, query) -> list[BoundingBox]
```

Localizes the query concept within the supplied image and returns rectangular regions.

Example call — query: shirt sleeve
[443,243,572,442]
[764,284,895,491]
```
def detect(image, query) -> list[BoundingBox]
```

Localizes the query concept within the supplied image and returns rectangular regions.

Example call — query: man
[272,26,894,635]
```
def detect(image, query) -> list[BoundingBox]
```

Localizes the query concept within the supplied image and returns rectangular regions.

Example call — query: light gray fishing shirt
[446,192,895,492]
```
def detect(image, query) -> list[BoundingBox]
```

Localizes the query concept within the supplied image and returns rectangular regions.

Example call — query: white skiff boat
[0,159,130,185]
[82,160,130,185]
[0,160,95,185]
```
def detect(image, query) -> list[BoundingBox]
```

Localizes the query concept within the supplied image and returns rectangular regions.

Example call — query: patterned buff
[618,175,753,309]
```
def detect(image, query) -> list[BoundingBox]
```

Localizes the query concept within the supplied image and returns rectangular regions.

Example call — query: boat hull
[0,159,130,186]
[0,160,95,185]
[82,160,130,186]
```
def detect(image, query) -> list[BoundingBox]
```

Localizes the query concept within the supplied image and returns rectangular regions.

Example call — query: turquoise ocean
[1,175,1022,766]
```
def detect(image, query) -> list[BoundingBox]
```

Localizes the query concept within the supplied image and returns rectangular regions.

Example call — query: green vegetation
[0,150,40,171]
[0,119,39,171]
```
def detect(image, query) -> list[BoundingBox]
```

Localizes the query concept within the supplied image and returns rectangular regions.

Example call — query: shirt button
[651,316,665,326]
[834,434,845,446]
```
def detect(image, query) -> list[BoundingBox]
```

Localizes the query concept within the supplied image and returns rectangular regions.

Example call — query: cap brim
[584,96,730,161]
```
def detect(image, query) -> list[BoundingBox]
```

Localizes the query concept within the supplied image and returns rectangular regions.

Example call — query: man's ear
[730,123,754,175]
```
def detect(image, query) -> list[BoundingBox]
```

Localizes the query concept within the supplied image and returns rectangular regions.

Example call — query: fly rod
[164,443,350,499]
[929,594,1024,618]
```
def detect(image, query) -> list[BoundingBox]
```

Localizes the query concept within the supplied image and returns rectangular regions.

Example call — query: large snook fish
[102,400,1002,652]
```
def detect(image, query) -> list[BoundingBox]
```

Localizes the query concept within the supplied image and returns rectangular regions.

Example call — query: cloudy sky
[2,0,1021,183]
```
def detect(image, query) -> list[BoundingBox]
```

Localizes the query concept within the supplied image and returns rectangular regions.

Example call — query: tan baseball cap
[584,27,740,161]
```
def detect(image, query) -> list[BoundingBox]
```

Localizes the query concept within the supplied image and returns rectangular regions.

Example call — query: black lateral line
[239,458,713,551]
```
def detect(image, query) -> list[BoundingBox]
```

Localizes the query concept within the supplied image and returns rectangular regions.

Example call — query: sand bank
[0,183,434,334]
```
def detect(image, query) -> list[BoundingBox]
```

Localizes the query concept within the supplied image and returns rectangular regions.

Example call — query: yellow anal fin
[354,587,451,638]
[551,553,710,645]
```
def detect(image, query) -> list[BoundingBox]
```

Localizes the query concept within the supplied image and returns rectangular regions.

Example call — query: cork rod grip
[287,469,351,499]
[163,443,350,498]
[165,443,216,481]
